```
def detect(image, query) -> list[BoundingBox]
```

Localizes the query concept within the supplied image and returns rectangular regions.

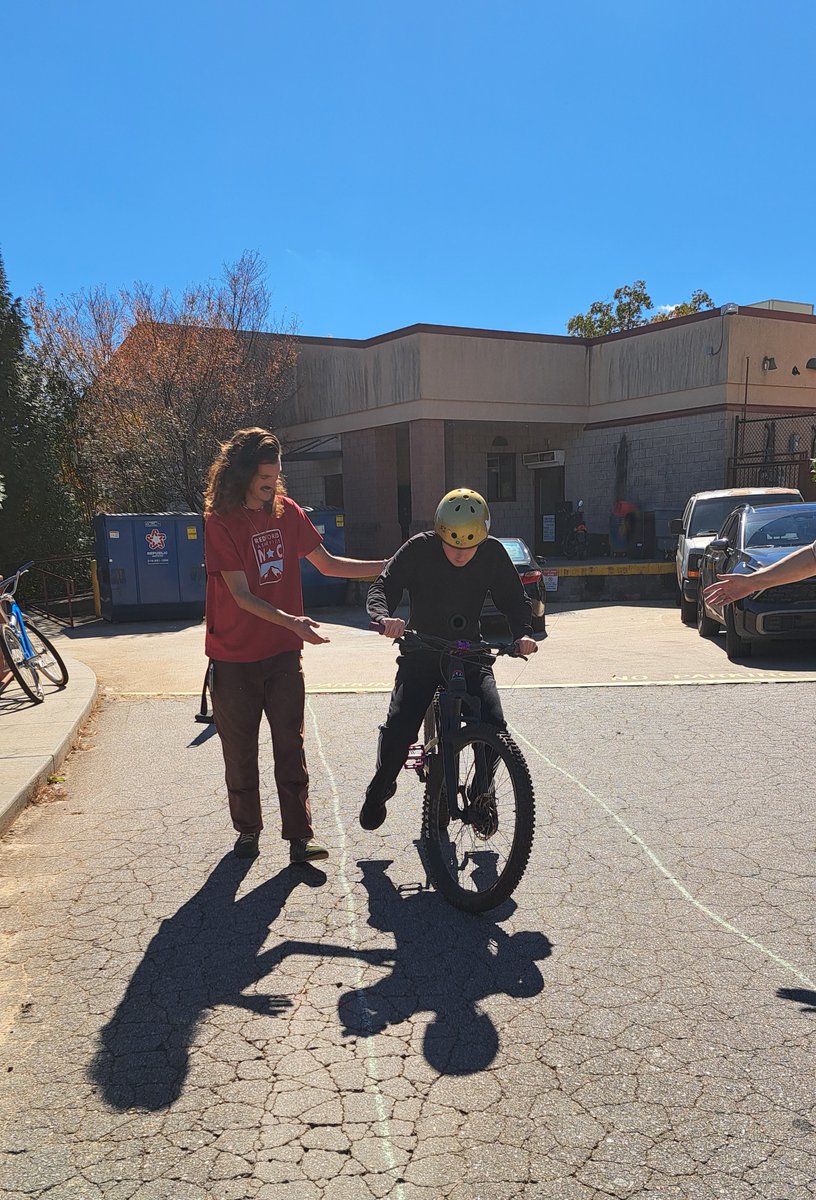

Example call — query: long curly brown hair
[204,428,287,517]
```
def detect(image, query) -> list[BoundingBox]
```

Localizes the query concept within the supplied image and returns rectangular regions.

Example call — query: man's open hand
[291,616,330,645]
[702,574,756,607]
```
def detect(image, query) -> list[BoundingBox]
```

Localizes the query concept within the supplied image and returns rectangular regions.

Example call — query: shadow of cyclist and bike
[89,855,552,1110]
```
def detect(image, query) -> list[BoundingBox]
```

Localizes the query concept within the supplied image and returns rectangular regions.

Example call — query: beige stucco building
[279,303,816,559]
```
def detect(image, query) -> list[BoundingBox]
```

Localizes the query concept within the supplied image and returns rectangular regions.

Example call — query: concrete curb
[0,657,98,837]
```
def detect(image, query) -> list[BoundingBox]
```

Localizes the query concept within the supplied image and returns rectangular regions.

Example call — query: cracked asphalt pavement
[1,681,815,1199]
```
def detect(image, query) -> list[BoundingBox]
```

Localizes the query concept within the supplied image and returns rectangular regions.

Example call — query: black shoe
[359,782,397,831]
[234,831,260,859]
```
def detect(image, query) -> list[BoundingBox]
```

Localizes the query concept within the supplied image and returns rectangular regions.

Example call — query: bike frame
[4,600,35,659]
[427,646,496,825]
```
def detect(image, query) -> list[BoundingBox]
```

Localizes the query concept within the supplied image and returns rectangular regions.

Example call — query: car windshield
[744,509,816,549]
[499,538,530,565]
[689,494,799,536]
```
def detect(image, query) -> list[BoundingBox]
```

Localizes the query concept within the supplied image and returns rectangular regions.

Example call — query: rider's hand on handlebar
[513,636,538,657]
[378,617,406,639]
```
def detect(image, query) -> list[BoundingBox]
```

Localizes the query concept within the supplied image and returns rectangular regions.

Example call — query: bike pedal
[403,743,426,772]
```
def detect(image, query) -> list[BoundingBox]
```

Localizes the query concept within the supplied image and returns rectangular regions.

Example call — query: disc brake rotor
[468,790,499,839]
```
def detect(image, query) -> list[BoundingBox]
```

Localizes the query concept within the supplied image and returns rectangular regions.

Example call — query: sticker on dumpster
[252,529,284,584]
[109,530,120,539]
[336,515,344,526]
[145,527,170,565]
[187,526,198,540]
[542,569,559,592]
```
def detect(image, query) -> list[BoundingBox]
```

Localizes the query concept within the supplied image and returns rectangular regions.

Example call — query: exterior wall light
[762,356,777,371]
[806,358,816,370]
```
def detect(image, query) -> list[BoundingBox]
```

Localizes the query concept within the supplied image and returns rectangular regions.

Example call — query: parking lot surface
[1,677,815,1199]
[46,601,816,697]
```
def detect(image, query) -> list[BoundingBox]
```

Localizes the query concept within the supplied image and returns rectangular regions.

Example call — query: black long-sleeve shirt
[367,532,533,642]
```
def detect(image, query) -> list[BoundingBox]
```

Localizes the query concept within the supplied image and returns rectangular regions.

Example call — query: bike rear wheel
[25,622,69,687]
[1,625,44,703]
[421,723,535,912]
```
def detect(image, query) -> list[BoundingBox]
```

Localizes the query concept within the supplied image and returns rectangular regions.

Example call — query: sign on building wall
[542,569,559,592]
[541,515,556,541]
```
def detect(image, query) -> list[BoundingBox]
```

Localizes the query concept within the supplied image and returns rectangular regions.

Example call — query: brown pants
[210,652,313,840]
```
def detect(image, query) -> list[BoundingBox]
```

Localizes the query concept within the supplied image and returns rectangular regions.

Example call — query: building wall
[444,420,583,545]
[287,334,422,426]
[276,309,816,558]
[570,409,732,545]
[418,330,587,410]
[340,427,402,558]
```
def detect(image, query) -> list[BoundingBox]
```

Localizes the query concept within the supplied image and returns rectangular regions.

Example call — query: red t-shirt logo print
[146,529,167,550]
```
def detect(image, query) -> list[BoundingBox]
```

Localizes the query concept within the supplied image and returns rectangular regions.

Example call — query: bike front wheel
[25,622,69,687]
[1,625,44,703]
[421,723,535,913]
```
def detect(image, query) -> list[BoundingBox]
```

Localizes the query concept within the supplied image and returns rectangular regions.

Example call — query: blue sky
[3,1,816,340]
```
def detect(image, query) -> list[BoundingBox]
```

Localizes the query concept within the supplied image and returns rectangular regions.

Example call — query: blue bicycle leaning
[0,561,69,704]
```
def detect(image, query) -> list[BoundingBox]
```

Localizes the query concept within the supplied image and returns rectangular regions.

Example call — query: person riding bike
[362,487,539,831]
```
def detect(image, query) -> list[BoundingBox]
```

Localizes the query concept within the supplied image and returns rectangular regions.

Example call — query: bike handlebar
[369,621,526,659]
[0,561,34,596]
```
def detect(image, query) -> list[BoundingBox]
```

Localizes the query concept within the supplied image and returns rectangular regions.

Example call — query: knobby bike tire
[421,722,535,913]
[1,625,44,703]
[25,621,69,687]
[422,699,438,747]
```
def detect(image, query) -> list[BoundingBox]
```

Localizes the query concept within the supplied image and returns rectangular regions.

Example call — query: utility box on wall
[301,507,346,607]
[93,513,205,621]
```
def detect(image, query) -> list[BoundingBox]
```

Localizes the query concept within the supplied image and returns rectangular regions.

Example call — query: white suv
[671,487,804,624]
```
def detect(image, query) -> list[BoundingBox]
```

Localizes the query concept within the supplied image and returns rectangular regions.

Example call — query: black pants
[367,650,505,801]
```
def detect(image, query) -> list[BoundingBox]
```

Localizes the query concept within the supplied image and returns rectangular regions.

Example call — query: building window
[324,474,344,509]
[487,453,516,502]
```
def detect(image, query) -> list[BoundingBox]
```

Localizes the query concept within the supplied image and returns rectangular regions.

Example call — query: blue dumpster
[93,513,205,621]
[300,507,346,607]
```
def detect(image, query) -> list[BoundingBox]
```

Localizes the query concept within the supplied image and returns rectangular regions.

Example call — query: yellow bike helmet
[434,488,491,547]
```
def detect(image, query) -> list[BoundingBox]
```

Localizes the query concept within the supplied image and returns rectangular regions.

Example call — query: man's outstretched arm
[703,541,816,606]
[306,544,386,579]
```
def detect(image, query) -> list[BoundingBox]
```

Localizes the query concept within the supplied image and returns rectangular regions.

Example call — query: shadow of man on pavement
[264,858,553,1076]
[340,859,553,1074]
[88,856,326,1111]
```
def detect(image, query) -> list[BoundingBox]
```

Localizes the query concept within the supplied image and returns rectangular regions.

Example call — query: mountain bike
[0,561,69,704]
[382,628,536,913]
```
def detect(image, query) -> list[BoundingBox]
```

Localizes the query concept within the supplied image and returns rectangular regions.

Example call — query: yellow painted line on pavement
[114,672,816,699]
[555,562,675,577]
[511,725,816,992]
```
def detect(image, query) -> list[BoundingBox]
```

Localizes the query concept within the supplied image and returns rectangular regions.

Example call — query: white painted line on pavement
[306,698,406,1198]
[511,725,816,992]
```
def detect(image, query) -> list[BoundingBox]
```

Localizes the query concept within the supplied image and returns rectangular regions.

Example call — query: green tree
[0,252,86,570]
[567,281,714,337]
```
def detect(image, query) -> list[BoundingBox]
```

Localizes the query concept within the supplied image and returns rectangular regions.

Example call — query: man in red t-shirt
[204,428,385,864]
